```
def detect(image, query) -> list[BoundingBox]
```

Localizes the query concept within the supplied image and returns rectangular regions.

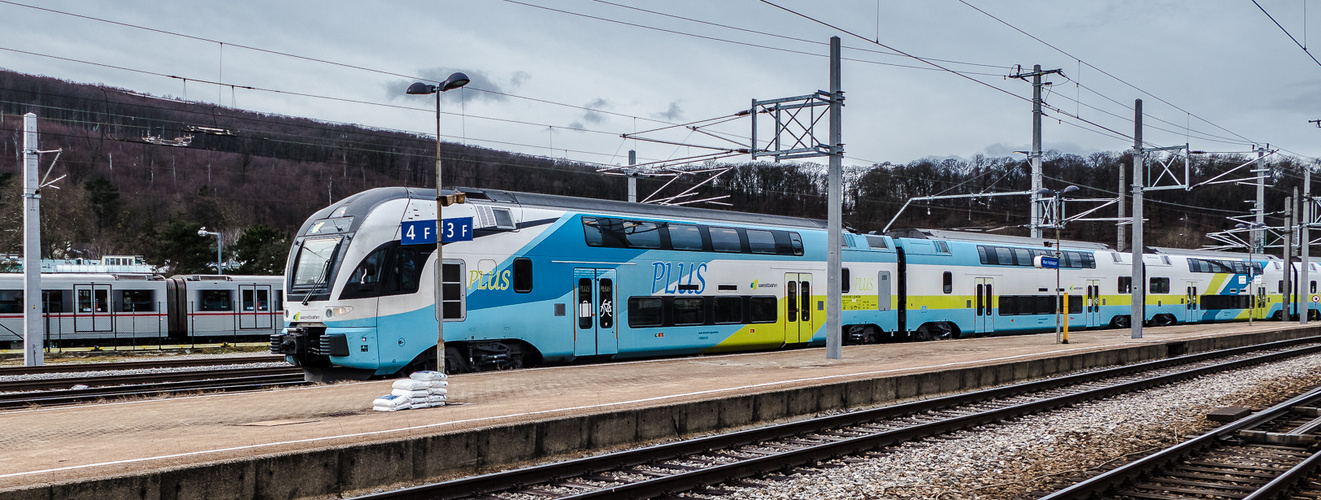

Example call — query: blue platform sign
[1036,255,1059,269]
[401,218,473,245]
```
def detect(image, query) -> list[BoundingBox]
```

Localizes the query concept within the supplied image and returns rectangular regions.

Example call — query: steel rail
[0,365,301,393]
[357,336,1321,500]
[0,355,286,376]
[1043,385,1321,499]
[0,372,306,409]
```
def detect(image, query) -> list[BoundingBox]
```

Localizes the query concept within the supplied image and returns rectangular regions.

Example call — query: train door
[74,284,112,333]
[1184,282,1199,323]
[973,277,995,334]
[573,268,618,357]
[1085,279,1101,328]
[877,271,892,312]
[239,284,274,330]
[784,273,816,343]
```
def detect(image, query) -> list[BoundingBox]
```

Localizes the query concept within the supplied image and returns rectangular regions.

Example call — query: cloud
[386,68,528,103]
[652,101,683,121]
[566,121,586,131]
[579,98,609,125]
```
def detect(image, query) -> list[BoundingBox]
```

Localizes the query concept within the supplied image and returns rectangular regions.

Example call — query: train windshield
[291,236,342,292]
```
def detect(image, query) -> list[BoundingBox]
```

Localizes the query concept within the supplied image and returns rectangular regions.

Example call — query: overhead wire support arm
[882,190,1034,233]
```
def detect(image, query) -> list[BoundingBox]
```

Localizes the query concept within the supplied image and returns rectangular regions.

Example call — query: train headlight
[325,306,354,318]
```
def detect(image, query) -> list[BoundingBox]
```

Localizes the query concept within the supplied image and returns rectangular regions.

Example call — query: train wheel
[444,346,470,374]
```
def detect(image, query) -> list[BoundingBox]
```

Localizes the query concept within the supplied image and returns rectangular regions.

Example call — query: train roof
[1149,246,1281,261]
[304,187,832,234]
[885,228,1114,250]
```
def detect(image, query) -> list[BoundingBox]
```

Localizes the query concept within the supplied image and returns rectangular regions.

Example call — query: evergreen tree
[234,224,289,275]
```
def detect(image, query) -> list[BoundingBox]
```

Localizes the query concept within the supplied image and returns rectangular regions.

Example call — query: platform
[1,322,1318,500]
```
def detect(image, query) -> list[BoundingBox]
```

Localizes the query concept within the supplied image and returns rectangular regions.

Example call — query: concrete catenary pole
[1285,194,1295,321]
[1030,64,1044,239]
[22,113,42,366]
[1303,167,1312,324]
[1131,99,1144,340]
[826,36,843,360]
[1257,146,1267,255]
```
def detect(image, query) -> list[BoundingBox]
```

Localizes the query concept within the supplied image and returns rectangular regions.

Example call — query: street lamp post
[407,72,470,374]
[197,227,222,275]
[1236,222,1264,325]
[1038,185,1078,344]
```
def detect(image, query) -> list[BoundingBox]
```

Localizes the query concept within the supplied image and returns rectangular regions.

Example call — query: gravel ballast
[728,353,1321,500]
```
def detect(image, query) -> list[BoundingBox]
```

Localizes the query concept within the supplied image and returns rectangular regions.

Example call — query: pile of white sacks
[372,370,448,411]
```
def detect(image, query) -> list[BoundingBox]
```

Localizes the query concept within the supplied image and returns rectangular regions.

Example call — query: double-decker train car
[0,273,284,348]
[273,187,900,379]
[273,187,1315,379]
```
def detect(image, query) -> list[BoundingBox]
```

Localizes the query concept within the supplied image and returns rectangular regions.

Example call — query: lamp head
[198,227,207,237]
[1036,188,1054,196]
[1060,185,1080,195]
[440,72,470,91]
[406,82,436,95]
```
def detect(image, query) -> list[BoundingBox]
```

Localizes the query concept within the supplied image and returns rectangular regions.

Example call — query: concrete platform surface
[0,322,1316,499]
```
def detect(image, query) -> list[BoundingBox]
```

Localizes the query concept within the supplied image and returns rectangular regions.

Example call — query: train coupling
[270,327,307,356]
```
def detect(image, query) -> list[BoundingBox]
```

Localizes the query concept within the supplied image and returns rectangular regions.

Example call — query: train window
[1013,248,1031,266]
[340,246,389,299]
[943,272,953,294]
[1149,277,1170,294]
[711,227,742,253]
[789,232,804,256]
[274,291,284,312]
[842,268,851,293]
[1066,252,1084,268]
[673,298,704,325]
[747,230,777,254]
[669,224,704,251]
[934,241,950,253]
[441,262,465,320]
[1312,281,1317,294]
[582,217,604,247]
[200,290,232,311]
[291,237,341,288]
[578,279,594,329]
[1118,277,1132,294]
[978,246,990,265]
[385,246,433,296]
[242,289,255,311]
[119,290,156,312]
[255,289,270,312]
[623,221,662,249]
[513,258,533,293]
[582,217,626,248]
[749,296,777,323]
[628,297,664,327]
[0,290,20,313]
[42,290,63,313]
[995,247,1013,266]
[714,297,742,324]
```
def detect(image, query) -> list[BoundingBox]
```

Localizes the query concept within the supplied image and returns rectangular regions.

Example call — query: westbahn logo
[751,280,777,289]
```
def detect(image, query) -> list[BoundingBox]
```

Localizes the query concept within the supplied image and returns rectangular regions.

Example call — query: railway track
[0,354,286,376]
[1043,385,1321,499]
[354,336,1321,500]
[0,358,304,410]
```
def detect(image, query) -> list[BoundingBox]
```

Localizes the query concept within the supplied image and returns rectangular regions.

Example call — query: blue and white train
[271,187,1319,378]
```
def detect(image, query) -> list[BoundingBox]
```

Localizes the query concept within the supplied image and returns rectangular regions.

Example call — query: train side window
[341,245,389,299]
[274,291,284,312]
[943,272,953,294]
[582,217,604,247]
[788,232,804,256]
[668,224,704,251]
[747,230,777,254]
[513,258,533,293]
[627,297,664,327]
[1013,248,1032,266]
[0,290,20,313]
[623,220,662,249]
[710,227,742,252]
[242,289,255,311]
[1150,277,1170,294]
[384,246,434,296]
[977,246,990,265]
[995,247,1013,266]
[1312,281,1317,294]
[200,290,232,311]
[673,297,704,325]
[42,290,63,313]
[749,296,778,323]
[842,268,850,293]
[440,261,466,320]
[120,290,156,312]
[714,297,742,324]
[1118,277,1132,294]
[255,289,270,312]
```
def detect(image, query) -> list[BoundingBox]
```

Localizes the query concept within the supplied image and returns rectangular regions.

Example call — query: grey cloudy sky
[1,0,1318,171]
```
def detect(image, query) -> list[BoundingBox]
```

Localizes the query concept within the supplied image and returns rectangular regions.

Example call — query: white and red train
[0,273,283,348]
